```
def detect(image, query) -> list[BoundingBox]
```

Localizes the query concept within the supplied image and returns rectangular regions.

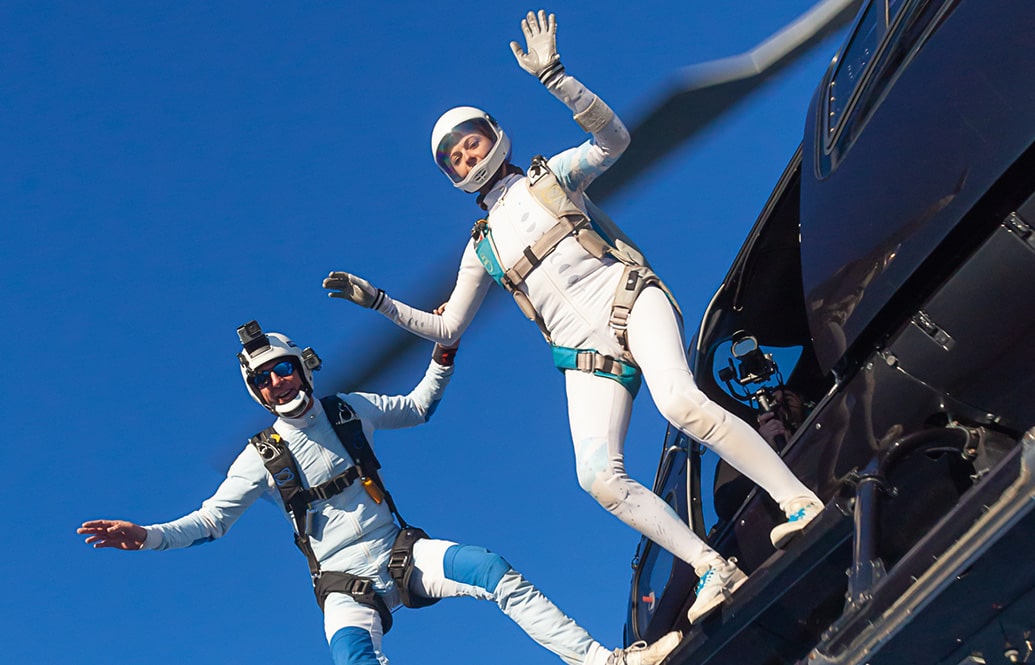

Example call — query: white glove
[510,10,564,86]
[323,271,385,309]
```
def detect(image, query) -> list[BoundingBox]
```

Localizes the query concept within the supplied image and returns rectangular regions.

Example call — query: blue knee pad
[330,627,378,665]
[443,544,511,592]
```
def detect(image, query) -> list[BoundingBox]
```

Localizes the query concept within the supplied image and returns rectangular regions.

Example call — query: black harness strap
[249,396,439,628]
[321,396,440,611]
[315,572,393,633]
[320,396,413,529]
[388,527,438,609]
[250,427,321,577]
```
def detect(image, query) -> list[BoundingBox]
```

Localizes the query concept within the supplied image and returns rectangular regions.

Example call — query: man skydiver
[78,322,680,665]
[321,9,824,624]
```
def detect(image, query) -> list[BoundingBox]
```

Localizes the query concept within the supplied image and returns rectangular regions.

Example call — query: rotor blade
[217,1,863,471]
[588,0,861,202]
[321,0,863,396]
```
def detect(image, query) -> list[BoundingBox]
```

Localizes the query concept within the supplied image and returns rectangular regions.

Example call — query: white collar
[276,395,325,431]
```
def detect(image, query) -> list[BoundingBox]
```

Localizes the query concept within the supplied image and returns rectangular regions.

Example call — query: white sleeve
[344,358,454,431]
[142,447,269,551]
[544,73,630,195]
[375,241,492,345]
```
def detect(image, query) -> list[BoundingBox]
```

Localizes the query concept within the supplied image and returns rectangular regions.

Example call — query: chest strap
[250,428,320,575]
[472,157,681,354]
[320,396,414,529]
[473,220,555,344]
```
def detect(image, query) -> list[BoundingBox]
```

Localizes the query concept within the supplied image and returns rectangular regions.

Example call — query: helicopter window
[824,0,908,147]
[711,339,804,403]
[825,2,879,141]
[632,503,678,632]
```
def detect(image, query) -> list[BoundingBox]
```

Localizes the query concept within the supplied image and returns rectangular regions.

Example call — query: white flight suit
[373,73,820,570]
[139,359,615,665]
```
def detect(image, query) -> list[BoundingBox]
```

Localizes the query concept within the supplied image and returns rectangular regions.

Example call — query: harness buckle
[610,305,631,330]
[575,350,597,373]
[388,550,410,571]
[346,576,374,596]
[500,273,518,291]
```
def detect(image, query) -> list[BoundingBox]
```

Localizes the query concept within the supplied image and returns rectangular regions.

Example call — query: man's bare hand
[78,519,148,550]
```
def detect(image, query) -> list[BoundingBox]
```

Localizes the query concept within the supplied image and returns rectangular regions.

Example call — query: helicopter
[624,0,1035,663]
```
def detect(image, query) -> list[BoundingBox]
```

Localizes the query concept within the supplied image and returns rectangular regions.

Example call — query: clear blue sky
[2,2,848,663]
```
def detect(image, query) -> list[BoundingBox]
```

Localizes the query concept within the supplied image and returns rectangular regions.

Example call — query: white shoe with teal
[606,630,683,665]
[769,498,823,548]
[686,557,747,624]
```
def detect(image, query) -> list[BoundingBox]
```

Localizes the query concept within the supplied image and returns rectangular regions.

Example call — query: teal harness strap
[472,219,555,343]
[552,345,641,397]
[473,227,506,288]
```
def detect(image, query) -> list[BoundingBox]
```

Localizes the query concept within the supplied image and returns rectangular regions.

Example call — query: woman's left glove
[510,10,565,86]
[323,271,386,310]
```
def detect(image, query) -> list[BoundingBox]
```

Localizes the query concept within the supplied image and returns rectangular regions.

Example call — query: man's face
[252,357,303,408]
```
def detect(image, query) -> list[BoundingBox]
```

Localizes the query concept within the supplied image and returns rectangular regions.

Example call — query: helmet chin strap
[273,390,311,418]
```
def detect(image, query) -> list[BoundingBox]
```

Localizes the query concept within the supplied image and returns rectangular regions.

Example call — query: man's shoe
[686,558,747,624]
[607,631,683,665]
[770,498,823,548]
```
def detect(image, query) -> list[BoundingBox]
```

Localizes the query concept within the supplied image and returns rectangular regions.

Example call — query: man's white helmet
[431,106,511,193]
[236,320,321,418]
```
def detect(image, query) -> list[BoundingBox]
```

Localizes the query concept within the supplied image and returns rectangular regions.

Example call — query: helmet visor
[434,118,498,183]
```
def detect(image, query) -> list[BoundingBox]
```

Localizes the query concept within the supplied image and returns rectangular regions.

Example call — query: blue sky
[2,2,849,663]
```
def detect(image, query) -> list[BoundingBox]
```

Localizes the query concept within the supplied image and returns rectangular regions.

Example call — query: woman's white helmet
[236,320,321,418]
[431,106,511,193]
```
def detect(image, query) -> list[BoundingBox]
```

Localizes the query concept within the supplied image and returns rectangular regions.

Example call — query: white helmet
[431,106,511,193]
[236,320,321,418]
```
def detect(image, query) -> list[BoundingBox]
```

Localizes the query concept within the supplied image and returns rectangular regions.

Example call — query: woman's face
[448,132,492,179]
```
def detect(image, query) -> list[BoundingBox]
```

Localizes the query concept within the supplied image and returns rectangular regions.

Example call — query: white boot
[686,557,747,624]
[769,497,823,548]
[606,631,683,665]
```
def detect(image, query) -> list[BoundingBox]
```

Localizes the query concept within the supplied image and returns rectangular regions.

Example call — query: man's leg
[323,592,389,665]
[407,537,613,665]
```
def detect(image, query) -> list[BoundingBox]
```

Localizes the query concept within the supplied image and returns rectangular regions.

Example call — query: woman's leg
[625,287,819,512]
[565,370,716,568]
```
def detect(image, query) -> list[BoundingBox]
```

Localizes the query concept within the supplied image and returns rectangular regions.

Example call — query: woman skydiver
[324,9,823,623]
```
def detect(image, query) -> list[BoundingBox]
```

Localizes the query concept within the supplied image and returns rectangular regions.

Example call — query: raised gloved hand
[323,271,385,309]
[510,10,564,86]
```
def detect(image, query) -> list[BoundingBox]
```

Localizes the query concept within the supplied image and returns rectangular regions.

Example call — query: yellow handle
[362,477,384,504]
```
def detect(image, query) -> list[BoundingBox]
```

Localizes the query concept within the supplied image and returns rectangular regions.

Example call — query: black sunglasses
[250,360,296,388]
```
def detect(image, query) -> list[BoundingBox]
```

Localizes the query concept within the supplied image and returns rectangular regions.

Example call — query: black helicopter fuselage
[626,1,1035,663]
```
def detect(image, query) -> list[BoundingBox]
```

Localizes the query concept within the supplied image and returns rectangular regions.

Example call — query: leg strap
[388,527,440,610]
[315,571,394,634]
[552,346,641,397]
[611,265,665,350]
